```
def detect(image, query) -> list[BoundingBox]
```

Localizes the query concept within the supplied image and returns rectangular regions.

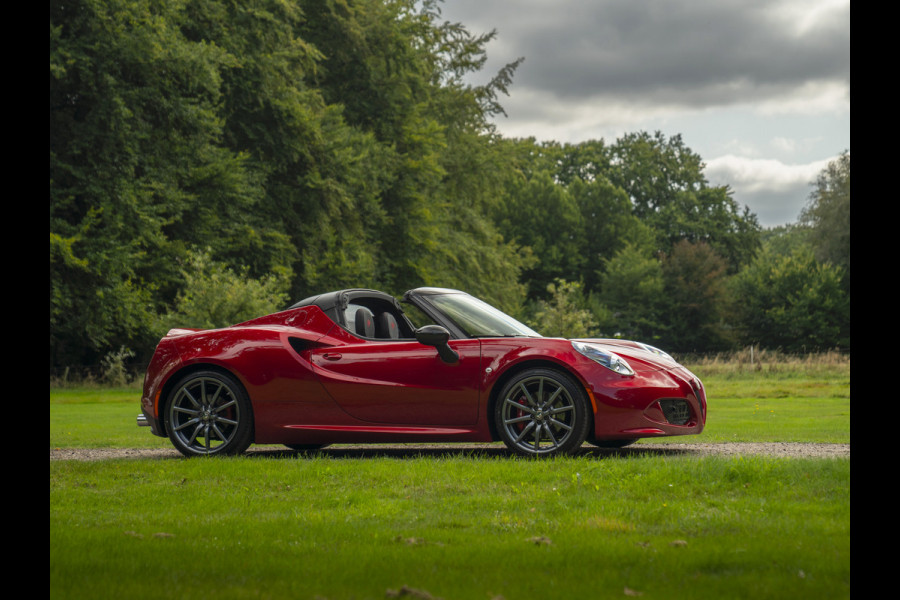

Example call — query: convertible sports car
[138,287,706,457]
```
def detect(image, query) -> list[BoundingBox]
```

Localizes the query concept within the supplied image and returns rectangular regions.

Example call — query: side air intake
[658,399,691,425]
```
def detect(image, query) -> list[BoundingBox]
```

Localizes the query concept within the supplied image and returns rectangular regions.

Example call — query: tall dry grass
[679,347,850,376]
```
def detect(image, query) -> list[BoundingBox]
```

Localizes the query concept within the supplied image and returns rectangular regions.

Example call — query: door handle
[322,352,342,361]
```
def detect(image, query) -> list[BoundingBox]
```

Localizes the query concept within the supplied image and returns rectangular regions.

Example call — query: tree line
[50,0,850,371]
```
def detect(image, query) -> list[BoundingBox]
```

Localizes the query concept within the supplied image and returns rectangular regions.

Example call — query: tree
[158,249,289,334]
[659,241,732,352]
[607,131,760,271]
[570,176,654,293]
[285,0,529,304]
[50,0,271,366]
[182,0,391,297]
[494,172,584,298]
[493,138,651,298]
[50,0,532,368]
[595,243,666,343]
[758,223,812,258]
[800,151,850,285]
[529,280,598,339]
[731,247,849,352]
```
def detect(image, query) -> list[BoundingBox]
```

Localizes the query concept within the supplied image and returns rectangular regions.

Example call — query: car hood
[570,338,682,372]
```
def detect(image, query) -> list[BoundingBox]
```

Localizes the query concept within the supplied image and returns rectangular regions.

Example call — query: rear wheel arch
[157,363,253,441]
[163,367,255,457]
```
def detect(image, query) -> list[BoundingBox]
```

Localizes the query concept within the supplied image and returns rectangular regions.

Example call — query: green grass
[50,358,850,599]
[51,454,849,600]
[50,385,171,449]
[672,356,850,444]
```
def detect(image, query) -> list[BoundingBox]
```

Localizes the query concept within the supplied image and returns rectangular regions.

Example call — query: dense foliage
[50,0,849,370]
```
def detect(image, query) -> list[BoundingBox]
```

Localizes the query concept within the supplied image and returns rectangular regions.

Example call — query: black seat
[354,307,375,338]
[376,312,400,339]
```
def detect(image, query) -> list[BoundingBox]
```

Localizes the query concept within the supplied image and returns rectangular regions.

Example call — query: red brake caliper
[515,394,528,434]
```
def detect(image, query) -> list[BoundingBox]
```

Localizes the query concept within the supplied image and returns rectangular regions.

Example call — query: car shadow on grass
[243,443,696,460]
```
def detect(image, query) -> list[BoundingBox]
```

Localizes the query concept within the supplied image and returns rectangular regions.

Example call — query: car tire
[165,370,254,457]
[495,368,591,456]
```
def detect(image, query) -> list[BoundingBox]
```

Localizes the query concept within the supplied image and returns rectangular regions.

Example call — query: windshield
[426,293,541,338]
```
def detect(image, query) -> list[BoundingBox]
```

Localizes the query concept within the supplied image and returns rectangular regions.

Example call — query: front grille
[658,399,691,425]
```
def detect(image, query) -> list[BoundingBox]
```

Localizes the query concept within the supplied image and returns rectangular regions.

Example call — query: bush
[157,250,290,334]
[731,247,849,352]
[100,346,136,386]
[528,279,597,338]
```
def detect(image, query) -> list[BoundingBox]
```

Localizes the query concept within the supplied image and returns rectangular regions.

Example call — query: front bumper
[586,365,706,441]
[136,409,165,437]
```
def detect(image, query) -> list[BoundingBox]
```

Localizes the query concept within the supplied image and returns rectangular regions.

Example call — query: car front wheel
[165,370,253,457]
[495,368,590,456]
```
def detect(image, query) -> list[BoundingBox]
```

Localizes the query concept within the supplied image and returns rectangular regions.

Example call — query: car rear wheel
[165,370,253,457]
[495,368,590,456]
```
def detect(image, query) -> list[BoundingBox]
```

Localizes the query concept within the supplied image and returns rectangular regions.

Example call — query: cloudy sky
[437,0,850,227]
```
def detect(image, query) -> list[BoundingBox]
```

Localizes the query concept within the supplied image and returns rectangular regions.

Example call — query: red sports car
[138,287,706,457]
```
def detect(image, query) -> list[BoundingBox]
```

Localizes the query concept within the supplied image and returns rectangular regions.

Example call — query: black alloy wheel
[495,368,590,456]
[165,370,253,457]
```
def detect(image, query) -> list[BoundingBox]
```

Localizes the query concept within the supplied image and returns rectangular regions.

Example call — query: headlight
[635,342,676,364]
[572,341,635,376]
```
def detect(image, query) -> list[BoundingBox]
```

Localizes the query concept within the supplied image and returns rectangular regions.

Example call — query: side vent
[288,337,320,356]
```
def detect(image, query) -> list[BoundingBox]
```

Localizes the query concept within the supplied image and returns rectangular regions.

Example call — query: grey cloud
[728,185,810,228]
[443,0,849,108]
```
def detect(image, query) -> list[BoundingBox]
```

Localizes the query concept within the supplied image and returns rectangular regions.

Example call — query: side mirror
[415,325,459,364]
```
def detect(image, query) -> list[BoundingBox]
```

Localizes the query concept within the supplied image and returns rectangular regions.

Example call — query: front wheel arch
[487,361,594,441]
[492,366,592,456]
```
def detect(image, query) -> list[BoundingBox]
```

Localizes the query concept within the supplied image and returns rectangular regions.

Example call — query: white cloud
[704,154,833,226]
[750,80,850,116]
[766,0,850,37]
[493,89,688,142]
[706,155,829,194]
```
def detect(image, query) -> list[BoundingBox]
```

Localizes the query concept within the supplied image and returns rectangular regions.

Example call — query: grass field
[50,354,850,599]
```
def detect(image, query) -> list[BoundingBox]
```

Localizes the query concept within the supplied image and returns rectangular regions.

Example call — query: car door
[308,339,482,426]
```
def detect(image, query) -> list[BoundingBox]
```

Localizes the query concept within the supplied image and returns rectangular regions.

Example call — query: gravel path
[50,442,849,461]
